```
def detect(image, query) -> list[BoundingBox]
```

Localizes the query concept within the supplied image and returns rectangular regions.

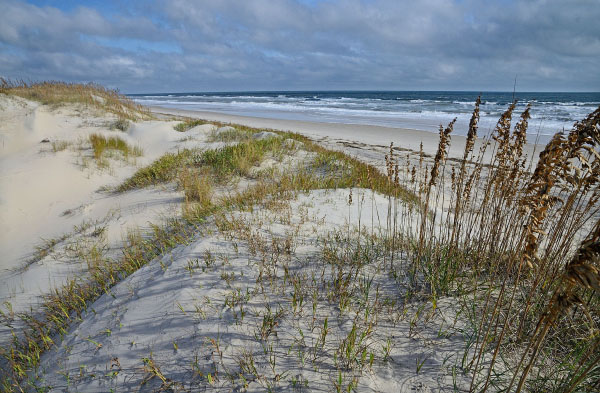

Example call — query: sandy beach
[0,87,597,393]
[0,92,476,391]
[1,98,475,315]
[149,106,543,162]
[2,0,598,390]
[0,100,497,275]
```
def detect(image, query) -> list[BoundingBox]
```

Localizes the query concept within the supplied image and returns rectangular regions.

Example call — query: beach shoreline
[132,91,598,140]
[1,93,476,391]
[1,86,597,392]
[148,105,544,162]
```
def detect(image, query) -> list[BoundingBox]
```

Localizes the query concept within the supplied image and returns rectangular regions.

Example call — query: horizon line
[126,89,600,95]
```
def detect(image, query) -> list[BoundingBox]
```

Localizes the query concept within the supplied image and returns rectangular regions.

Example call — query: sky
[0,0,599,93]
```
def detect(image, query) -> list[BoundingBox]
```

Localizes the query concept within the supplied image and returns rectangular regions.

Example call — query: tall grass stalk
[406,101,600,392]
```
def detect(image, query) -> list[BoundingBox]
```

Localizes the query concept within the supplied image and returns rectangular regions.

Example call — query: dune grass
[207,127,254,142]
[50,140,70,152]
[117,149,196,191]
[1,96,599,392]
[88,133,142,167]
[0,79,151,121]
[174,119,205,132]
[109,118,130,131]
[118,127,417,204]
[398,102,600,392]
[199,136,285,179]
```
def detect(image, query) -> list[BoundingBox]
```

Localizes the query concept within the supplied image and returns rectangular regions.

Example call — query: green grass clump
[280,131,418,204]
[174,119,205,132]
[207,127,254,142]
[117,149,195,192]
[180,168,213,206]
[199,136,284,179]
[89,134,142,162]
[118,126,417,206]
[180,167,216,222]
[0,79,151,121]
[110,118,130,131]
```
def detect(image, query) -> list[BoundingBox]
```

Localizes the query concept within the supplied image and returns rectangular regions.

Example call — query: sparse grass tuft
[89,133,142,164]
[50,140,70,152]
[180,167,214,221]
[110,118,130,131]
[174,119,205,132]
[180,167,213,205]
[117,149,195,191]
[207,127,254,142]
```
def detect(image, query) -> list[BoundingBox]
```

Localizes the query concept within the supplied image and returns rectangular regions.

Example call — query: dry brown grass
[1,88,598,391]
[403,102,600,392]
[0,78,151,121]
[353,96,599,391]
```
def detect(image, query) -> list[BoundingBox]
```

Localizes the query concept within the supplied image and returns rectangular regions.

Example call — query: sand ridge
[0,97,537,391]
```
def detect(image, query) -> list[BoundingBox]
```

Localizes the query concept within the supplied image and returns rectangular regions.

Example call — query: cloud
[0,0,598,92]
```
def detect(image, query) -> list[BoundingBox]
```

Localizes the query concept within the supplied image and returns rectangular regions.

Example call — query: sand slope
[1,98,490,392]
[0,95,212,312]
[32,189,470,392]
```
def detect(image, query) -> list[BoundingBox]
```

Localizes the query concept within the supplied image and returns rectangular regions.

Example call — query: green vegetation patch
[174,119,205,132]
[117,149,195,192]
[199,136,285,179]
[207,127,254,142]
[281,131,418,205]
[118,125,417,207]
[89,133,142,162]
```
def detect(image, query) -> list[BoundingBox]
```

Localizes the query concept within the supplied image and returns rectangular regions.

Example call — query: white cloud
[0,0,598,92]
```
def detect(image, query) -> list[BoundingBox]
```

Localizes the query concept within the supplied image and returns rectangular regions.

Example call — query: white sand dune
[1,97,516,391]
[32,189,470,392]
[0,96,213,311]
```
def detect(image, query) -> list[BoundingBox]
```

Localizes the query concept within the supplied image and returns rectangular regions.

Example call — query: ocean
[130,91,600,141]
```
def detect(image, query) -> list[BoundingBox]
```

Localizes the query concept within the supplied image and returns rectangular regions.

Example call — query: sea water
[131,91,600,141]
